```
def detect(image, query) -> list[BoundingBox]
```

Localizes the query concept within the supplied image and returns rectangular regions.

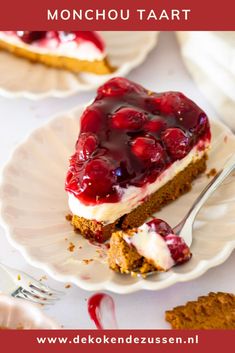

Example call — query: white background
[0,32,234,329]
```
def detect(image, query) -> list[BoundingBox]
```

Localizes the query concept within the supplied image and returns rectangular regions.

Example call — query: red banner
[0,0,234,30]
[0,330,234,353]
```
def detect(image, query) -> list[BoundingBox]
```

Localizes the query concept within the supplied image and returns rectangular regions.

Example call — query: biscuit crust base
[165,292,235,329]
[0,39,114,75]
[108,230,158,274]
[71,154,207,243]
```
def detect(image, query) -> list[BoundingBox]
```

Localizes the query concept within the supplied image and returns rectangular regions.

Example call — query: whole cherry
[162,128,190,160]
[112,108,146,130]
[97,77,144,98]
[16,31,47,44]
[158,92,186,116]
[75,132,98,161]
[82,158,116,197]
[131,136,164,163]
[81,108,103,133]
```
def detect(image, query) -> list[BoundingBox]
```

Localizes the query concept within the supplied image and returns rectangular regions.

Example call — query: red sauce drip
[66,77,211,206]
[87,293,117,329]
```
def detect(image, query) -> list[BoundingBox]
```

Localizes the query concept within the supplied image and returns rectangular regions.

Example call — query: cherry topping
[145,118,166,133]
[131,136,164,163]
[16,31,47,44]
[195,113,211,140]
[157,92,186,116]
[13,31,105,52]
[65,78,210,205]
[75,133,98,161]
[85,158,113,181]
[81,108,103,133]
[112,108,146,130]
[146,217,191,265]
[81,158,116,198]
[162,128,190,160]
[147,218,173,236]
[97,77,143,98]
[165,234,191,264]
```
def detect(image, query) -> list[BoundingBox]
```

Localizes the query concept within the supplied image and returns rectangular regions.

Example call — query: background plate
[177,32,235,131]
[0,107,235,294]
[0,32,158,99]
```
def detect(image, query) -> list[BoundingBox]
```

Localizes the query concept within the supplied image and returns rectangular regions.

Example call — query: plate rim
[0,107,235,294]
[0,32,158,100]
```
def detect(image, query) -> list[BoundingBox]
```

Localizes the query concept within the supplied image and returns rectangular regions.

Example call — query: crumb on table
[206,168,217,178]
[82,259,94,265]
[65,214,73,222]
[67,242,75,252]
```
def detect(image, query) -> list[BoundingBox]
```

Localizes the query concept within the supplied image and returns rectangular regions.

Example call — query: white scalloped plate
[0,107,235,294]
[0,32,158,99]
[0,294,59,329]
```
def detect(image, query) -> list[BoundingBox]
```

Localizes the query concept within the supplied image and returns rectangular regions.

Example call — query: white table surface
[0,32,234,329]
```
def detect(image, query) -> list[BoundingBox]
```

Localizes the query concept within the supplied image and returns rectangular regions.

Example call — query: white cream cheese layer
[68,140,210,224]
[0,32,105,61]
[123,223,175,270]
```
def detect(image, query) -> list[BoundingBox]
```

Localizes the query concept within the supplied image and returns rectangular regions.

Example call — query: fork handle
[173,154,235,235]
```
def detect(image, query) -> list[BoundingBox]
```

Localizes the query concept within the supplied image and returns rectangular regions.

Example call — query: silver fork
[0,263,63,305]
[173,153,235,246]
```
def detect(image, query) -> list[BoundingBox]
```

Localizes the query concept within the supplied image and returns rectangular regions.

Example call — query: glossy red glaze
[66,77,211,205]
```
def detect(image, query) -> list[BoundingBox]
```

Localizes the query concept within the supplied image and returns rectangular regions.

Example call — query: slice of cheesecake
[0,31,114,75]
[65,77,211,242]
